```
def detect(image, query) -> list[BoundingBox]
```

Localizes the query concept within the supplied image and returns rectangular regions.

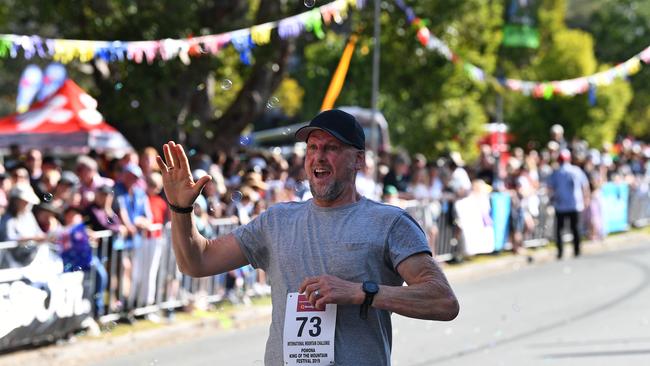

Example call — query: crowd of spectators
[0,125,649,315]
[377,125,650,255]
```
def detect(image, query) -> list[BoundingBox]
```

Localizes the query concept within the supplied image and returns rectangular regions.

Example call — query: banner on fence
[491,192,511,252]
[455,193,495,255]
[600,183,629,234]
[0,246,91,351]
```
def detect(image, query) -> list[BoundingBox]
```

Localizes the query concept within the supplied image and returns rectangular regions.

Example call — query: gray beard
[309,178,345,202]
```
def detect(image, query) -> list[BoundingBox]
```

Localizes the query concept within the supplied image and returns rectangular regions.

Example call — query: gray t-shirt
[547,163,589,213]
[233,197,431,366]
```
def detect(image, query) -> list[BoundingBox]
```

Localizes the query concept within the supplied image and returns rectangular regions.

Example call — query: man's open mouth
[313,168,332,179]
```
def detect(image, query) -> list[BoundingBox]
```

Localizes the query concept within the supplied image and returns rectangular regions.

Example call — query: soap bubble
[266,96,280,109]
[221,79,233,90]
[239,136,252,146]
[231,191,243,203]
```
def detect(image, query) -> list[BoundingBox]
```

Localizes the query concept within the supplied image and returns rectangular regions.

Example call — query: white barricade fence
[3,185,647,349]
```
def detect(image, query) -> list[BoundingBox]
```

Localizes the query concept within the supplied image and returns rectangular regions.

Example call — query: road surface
[89,237,650,366]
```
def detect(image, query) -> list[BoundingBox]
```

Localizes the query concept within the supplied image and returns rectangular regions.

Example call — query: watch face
[363,281,379,294]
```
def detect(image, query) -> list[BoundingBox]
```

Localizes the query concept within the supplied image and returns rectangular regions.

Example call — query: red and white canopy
[0,80,132,153]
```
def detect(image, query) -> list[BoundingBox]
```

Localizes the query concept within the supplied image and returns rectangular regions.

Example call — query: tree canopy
[0,0,646,158]
[501,0,633,150]
[582,0,650,140]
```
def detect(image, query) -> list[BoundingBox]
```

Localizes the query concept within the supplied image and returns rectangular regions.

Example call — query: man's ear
[355,150,365,171]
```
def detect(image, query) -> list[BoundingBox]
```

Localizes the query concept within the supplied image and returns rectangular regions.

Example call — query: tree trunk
[203,2,298,154]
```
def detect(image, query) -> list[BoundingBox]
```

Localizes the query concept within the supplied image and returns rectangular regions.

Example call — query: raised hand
[156,141,212,208]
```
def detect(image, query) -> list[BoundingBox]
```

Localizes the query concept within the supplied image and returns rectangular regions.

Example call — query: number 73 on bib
[283,292,337,365]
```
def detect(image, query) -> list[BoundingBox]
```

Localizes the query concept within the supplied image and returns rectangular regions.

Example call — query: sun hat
[9,185,41,205]
[123,163,143,178]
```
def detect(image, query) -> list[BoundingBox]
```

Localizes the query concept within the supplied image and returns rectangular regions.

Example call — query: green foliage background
[0,0,647,158]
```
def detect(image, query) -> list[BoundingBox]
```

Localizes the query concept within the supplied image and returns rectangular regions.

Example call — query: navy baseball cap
[295,109,365,150]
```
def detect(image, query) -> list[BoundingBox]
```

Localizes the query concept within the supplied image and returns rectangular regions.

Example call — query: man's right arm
[158,140,249,278]
[170,211,249,278]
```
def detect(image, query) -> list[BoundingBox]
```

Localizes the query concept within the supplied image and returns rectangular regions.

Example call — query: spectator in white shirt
[356,151,380,201]
[408,168,431,201]
[449,152,472,199]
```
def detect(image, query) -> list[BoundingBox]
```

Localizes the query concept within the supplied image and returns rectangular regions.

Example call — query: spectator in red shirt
[146,172,168,238]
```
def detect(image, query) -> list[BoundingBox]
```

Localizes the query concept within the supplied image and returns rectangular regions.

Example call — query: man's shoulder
[361,198,406,218]
[569,165,588,177]
[551,166,568,177]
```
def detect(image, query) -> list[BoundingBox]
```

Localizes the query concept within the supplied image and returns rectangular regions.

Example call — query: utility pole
[370,0,381,180]
[494,72,504,188]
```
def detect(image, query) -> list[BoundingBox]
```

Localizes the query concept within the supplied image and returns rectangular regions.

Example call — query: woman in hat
[0,185,46,268]
[2,185,44,242]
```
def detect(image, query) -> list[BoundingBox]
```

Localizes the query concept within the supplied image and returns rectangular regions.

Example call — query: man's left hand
[299,274,364,310]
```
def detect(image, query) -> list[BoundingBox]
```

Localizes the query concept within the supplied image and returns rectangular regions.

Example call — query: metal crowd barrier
[522,194,554,248]
[0,236,108,289]
[98,219,243,324]
[97,201,467,322]
[405,200,446,261]
[2,184,649,336]
[433,199,459,261]
[404,199,457,262]
[404,193,555,260]
[629,185,650,227]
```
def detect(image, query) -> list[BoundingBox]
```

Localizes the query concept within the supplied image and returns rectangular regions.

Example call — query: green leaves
[584,0,650,140]
[295,0,501,159]
[504,0,635,148]
[0,0,646,155]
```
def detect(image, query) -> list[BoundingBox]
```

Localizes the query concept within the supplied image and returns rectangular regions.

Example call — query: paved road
[89,238,650,366]
[392,241,650,366]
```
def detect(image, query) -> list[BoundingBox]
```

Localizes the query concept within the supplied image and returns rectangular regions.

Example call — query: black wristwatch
[360,281,379,320]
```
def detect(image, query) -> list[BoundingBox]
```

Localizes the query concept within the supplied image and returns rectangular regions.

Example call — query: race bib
[283,292,337,365]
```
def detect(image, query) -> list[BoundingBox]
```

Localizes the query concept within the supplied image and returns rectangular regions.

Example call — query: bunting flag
[0,0,365,65]
[320,35,358,111]
[394,0,650,99]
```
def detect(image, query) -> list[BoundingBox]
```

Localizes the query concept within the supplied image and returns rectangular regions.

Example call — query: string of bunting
[0,0,364,66]
[394,0,650,100]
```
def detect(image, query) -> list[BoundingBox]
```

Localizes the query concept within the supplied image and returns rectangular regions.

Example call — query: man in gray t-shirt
[157,109,459,365]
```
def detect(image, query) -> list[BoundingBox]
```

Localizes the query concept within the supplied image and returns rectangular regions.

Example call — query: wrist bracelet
[168,202,194,214]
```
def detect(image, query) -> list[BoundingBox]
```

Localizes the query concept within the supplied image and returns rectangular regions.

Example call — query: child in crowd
[53,207,108,316]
